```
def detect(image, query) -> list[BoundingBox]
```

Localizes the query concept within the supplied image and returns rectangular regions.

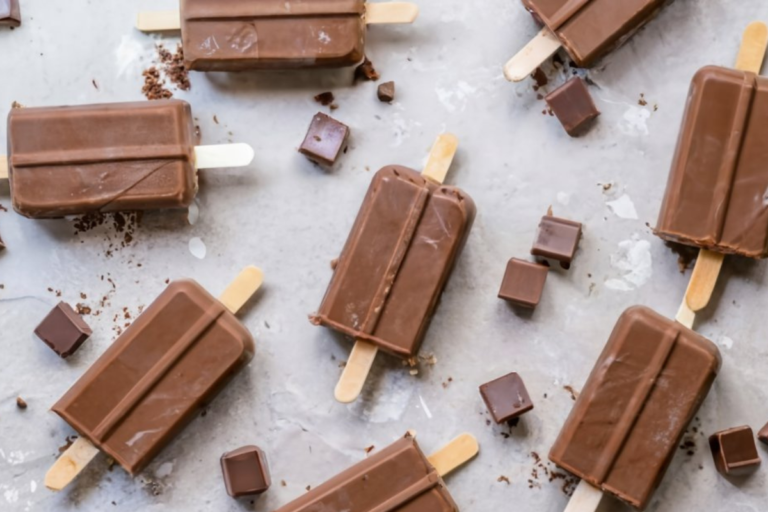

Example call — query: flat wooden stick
[564,480,604,512]
[736,21,768,74]
[334,340,379,403]
[334,134,460,404]
[45,437,100,491]
[676,23,766,329]
[195,143,255,170]
[504,27,562,82]
[136,10,181,32]
[422,133,459,185]
[219,266,264,314]
[427,434,479,478]
[0,155,7,179]
[365,2,419,25]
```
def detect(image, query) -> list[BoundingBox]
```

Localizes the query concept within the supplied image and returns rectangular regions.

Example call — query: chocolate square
[479,372,534,424]
[498,258,548,308]
[545,78,600,136]
[299,112,350,167]
[0,0,21,27]
[221,445,271,498]
[34,302,92,358]
[759,423,768,446]
[377,81,396,103]
[709,426,761,476]
[531,215,582,269]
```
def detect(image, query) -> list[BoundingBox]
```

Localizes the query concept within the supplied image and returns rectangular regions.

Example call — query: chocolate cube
[545,77,600,136]
[0,0,20,27]
[498,258,548,308]
[221,445,271,498]
[299,113,350,167]
[531,215,582,269]
[479,372,534,424]
[34,302,92,358]
[709,426,761,476]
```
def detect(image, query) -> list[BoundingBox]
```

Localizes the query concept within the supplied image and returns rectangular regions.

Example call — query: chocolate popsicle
[655,22,768,327]
[136,1,419,72]
[0,0,20,27]
[44,267,264,490]
[504,0,671,82]
[274,433,478,512]
[311,134,475,403]
[550,306,721,510]
[2,100,254,219]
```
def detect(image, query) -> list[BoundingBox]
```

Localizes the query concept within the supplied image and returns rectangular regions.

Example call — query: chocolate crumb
[92,79,99,90]
[16,397,27,409]
[377,81,395,103]
[314,92,336,106]
[563,385,578,401]
[354,57,380,82]
[498,475,511,484]
[532,68,548,91]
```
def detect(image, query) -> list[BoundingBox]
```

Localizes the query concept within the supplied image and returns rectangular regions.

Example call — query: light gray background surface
[1,1,767,510]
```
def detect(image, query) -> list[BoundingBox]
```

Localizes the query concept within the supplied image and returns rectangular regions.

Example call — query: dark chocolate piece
[479,372,534,424]
[354,57,379,82]
[16,397,27,409]
[34,302,93,358]
[377,81,396,103]
[299,113,350,167]
[0,0,20,27]
[758,423,768,446]
[709,426,761,476]
[531,215,582,268]
[498,258,548,308]
[314,92,335,107]
[221,445,271,498]
[545,78,600,136]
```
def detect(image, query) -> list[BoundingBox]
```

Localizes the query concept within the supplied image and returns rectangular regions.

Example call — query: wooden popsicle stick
[427,434,479,478]
[219,266,264,314]
[365,2,419,25]
[45,437,100,491]
[675,23,766,329]
[735,21,768,74]
[504,27,563,82]
[334,133,460,404]
[194,143,255,170]
[334,340,379,403]
[136,10,181,32]
[564,480,604,512]
[0,155,8,179]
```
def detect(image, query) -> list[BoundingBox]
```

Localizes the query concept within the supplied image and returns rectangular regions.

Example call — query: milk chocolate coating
[8,100,198,219]
[34,302,92,358]
[221,445,271,497]
[274,434,458,512]
[312,166,476,359]
[522,0,670,68]
[550,306,721,510]
[656,66,768,258]
[709,426,761,477]
[0,0,20,27]
[181,0,366,71]
[52,280,254,475]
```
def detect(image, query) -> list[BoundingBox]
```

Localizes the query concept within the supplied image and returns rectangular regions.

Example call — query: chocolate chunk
[377,81,395,103]
[299,113,350,167]
[545,78,600,136]
[314,92,335,107]
[221,445,271,498]
[479,372,534,424]
[531,215,582,269]
[709,426,761,476]
[354,57,379,82]
[0,0,21,27]
[759,423,768,446]
[16,397,27,409]
[498,258,548,308]
[34,302,93,358]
